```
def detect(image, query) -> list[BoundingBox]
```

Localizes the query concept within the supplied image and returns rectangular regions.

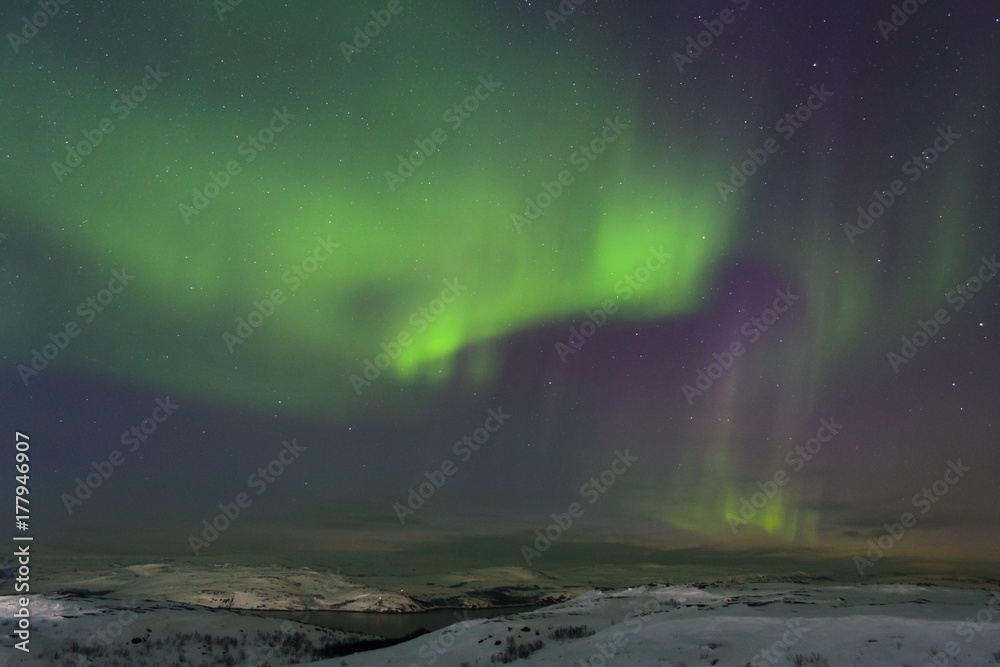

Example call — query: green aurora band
[2,1,990,547]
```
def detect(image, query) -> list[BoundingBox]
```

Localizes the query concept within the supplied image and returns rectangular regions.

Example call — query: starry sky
[2,0,999,577]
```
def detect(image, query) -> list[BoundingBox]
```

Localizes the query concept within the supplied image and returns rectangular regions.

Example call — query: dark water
[240,605,543,639]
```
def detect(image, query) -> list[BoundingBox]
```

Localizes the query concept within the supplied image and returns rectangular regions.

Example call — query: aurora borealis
[2,0,999,576]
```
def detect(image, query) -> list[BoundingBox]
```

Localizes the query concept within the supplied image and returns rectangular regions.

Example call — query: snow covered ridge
[2,584,999,666]
[28,562,575,612]
[318,584,1000,667]
[30,562,429,613]
[0,594,381,666]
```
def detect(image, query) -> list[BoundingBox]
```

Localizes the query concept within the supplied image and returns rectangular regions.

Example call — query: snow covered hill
[319,583,1000,667]
[2,583,999,666]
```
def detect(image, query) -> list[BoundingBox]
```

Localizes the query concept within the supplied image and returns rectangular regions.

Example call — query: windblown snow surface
[322,584,1000,667]
[2,583,999,666]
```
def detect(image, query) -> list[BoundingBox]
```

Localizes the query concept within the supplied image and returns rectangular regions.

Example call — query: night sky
[2,0,998,577]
